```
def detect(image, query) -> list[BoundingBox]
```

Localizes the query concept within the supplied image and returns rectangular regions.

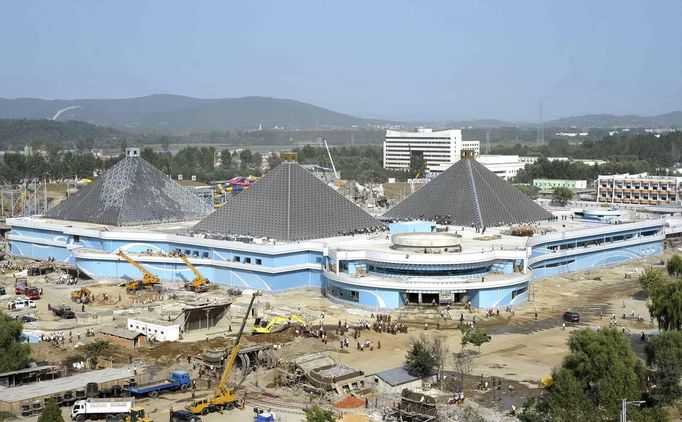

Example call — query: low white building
[127,317,180,342]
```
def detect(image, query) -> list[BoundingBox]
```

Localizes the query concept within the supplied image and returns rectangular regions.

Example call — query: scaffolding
[0,180,48,218]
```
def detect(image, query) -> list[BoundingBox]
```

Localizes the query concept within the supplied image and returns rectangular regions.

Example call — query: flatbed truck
[127,370,191,398]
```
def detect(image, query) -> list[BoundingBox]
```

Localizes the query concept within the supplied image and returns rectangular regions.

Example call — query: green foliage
[38,398,64,422]
[551,328,645,421]
[514,184,540,199]
[81,340,111,360]
[0,313,30,372]
[545,368,598,422]
[404,337,436,378]
[639,267,668,296]
[666,254,682,278]
[551,187,574,206]
[409,150,426,178]
[646,331,682,405]
[460,326,491,352]
[649,280,682,331]
[304,405,336,422]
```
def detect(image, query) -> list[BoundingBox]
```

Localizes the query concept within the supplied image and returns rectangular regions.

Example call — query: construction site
[2,148,680,421]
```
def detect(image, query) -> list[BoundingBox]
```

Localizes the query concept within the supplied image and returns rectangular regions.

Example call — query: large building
[533,179,588,190]
[597,173,682,205]
[6,155,672,310]
[383,129,479,174]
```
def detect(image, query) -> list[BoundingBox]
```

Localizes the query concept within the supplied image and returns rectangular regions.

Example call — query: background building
[533,179,588,190]
[596,173,682,205]
[383,128,479,174]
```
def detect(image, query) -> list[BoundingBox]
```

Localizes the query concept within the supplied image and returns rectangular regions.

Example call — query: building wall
[596,174,681,205]
[100,333,146,348]
[532,179,587,189]
[383,128,479,173]
[127,318,180,342]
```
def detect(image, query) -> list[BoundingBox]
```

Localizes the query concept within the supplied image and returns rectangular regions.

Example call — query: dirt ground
[2,250,672,420]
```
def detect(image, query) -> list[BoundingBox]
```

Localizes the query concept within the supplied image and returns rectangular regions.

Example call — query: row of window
[544,230,659,252]
[328,286,359,302]
[128,324,165,336]
[184,249,210,259]
[233,256,262,265]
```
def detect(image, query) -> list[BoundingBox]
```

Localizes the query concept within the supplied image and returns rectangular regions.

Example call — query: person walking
[561,322,566,331]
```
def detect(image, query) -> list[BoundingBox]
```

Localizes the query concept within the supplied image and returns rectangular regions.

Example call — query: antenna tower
[537,101,545,145]
[485,131,490,154]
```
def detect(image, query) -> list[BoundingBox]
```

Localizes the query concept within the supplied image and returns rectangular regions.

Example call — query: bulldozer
[71,287,93,304]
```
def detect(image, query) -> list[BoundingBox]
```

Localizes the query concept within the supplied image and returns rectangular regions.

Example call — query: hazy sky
[1,1,681,121]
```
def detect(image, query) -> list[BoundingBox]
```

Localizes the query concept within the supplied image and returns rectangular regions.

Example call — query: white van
[8,298,36,311]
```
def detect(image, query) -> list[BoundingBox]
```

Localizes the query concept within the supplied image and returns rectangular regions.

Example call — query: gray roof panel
[46,157,213,226]
[193,162,384,241]
[383,158,552,227]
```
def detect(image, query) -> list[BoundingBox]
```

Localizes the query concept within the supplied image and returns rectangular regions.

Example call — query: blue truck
[127,370,191,398]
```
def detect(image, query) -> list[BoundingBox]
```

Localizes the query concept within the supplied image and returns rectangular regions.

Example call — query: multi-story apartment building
[596,173,682,205]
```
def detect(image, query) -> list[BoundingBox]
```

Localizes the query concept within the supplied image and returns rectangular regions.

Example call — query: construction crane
[319,138,341,188]
[116,251,161,292]
[179,254,210,293]
[186,291,261,415]
[252,314,307,335]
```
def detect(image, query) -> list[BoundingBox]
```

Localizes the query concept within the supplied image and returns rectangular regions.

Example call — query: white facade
[383,128,479,174]
[127,318,180,342]
[429,154,525,180]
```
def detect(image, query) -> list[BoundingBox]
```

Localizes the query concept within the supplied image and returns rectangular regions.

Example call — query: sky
[1,1,681,122]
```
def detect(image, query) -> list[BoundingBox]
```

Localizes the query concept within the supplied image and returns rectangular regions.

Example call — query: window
[245,257,252,264]
[185,250,191,255]
[73,235,80,242]
[202,252,209,258]
[234,256,240,262]
[255,259,262,265]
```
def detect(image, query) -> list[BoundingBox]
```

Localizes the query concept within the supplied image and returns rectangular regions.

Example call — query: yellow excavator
[117,251,161,292]
[70,287,93,304]
[186,292,261,415]
[252,314,307,335]
[180,254,211,293]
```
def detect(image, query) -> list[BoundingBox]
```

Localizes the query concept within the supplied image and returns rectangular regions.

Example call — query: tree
[0,313,30,372]
[452,351,475,392]
[38,398,64,422]
[304,405,335,422]
[646,331,682,405]
[268,154,282,171]
[460,325,491,352]
[544,368,598,422]
[552,187,574,206]
[514,184,540,199]
[649,280,682,331]
[639,267,668,297]
[425,335,448,390]
[667,254,682,278]
[404,337,436,378]
[409,150,426,177]
[159,135,170,152]
[551,328,645,421]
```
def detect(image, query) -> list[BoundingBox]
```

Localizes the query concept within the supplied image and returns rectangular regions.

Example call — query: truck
[14,278,28,295]
[26,287,43,300]
[71,398,135,422]
[48,304,77,319]
[8,298,36,311]
[127,370,191,398]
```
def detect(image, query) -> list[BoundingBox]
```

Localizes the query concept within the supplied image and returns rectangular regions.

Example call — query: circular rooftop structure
[391,232,461,253]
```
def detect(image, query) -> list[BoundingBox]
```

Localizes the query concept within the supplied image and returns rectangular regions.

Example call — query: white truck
[71,398,135,422]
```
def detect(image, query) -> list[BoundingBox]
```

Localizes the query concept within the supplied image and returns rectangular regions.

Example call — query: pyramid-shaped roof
[193,162,384,241]
[383,158,552,227]
[46,156,213,226]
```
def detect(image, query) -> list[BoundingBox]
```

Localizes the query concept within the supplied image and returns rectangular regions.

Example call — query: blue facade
[6,218,668,310]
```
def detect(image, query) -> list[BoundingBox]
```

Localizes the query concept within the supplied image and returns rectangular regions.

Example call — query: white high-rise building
[383,128,479,174]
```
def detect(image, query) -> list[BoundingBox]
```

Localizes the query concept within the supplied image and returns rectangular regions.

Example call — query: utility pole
[485,131,490,154]
[620,399,645,422]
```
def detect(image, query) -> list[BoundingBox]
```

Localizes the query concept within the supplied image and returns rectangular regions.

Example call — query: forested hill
[546,111,682,128]
[0,95,385,133]
[0,119,133,150]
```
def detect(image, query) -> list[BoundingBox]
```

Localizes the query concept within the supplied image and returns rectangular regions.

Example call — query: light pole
[620,399,645,422]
